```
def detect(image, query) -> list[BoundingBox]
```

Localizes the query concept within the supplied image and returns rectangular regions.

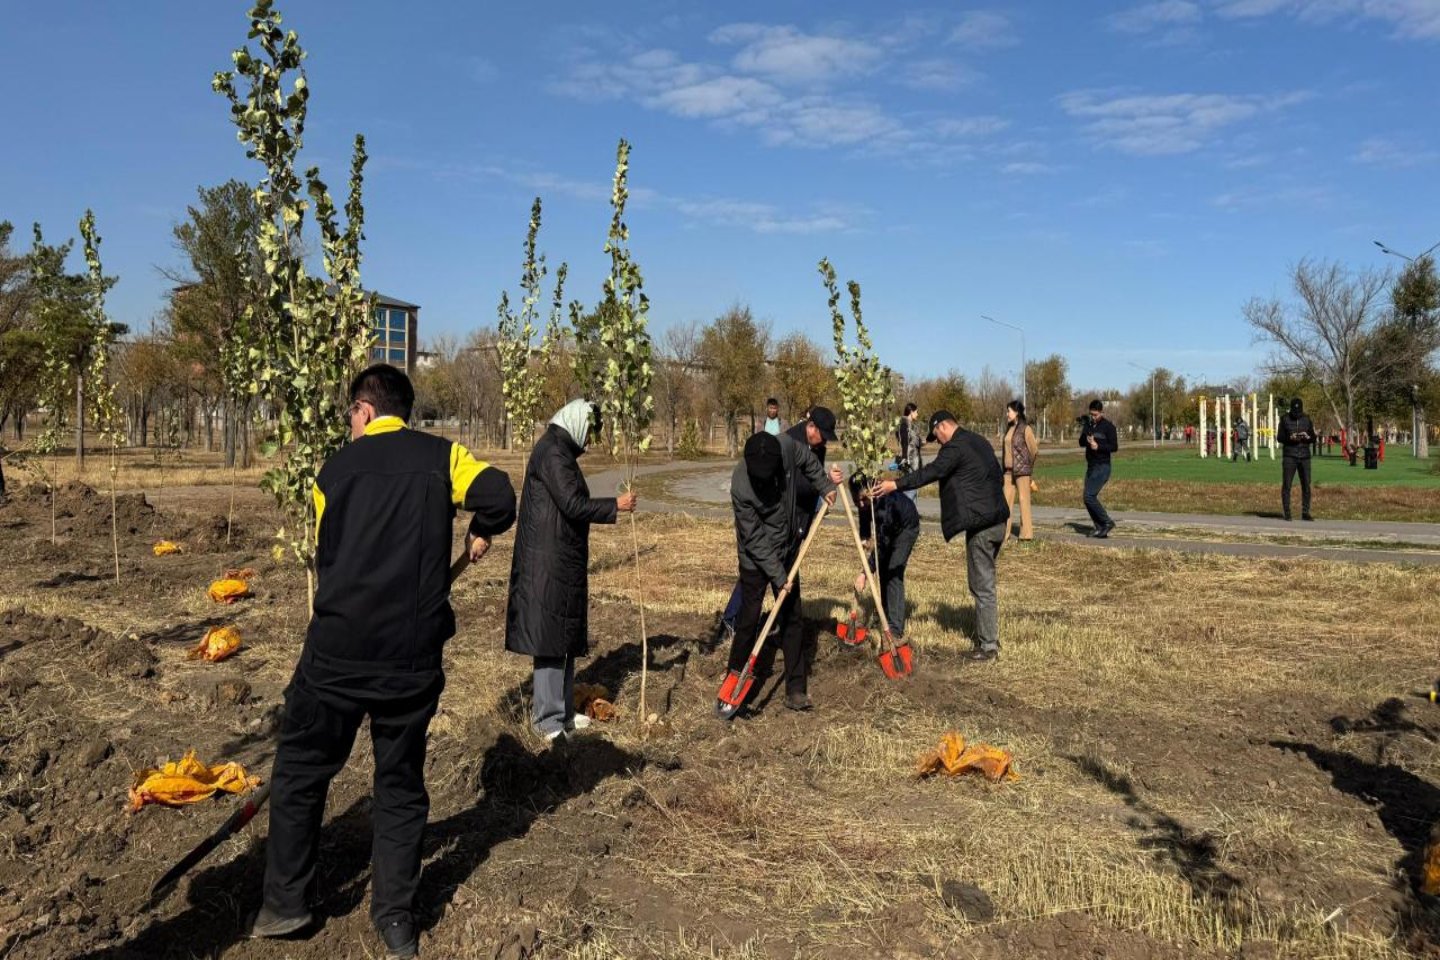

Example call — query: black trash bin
[1364,444,1379,469]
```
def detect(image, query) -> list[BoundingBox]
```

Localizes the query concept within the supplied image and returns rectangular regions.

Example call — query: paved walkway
[591,459,1440,568]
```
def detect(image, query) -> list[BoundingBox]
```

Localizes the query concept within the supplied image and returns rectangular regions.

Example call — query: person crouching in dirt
[506,399,636,742]
[252,364,516,959]
[725,430,839,714]
[852,474,920,643]
[873,410,1008,662]
[718,406,840,643]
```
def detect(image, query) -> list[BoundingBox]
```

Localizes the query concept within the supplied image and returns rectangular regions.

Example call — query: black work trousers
[263,665,442,928]
[1281,456,1312,518]
[727,564,810,696]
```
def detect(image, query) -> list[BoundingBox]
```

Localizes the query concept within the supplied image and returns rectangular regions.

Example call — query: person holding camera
[1079,399,1118,538]
[1277,397,1315,521]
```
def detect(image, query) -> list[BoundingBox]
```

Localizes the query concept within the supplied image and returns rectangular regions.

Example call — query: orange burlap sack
[152,540,184,556]
[574,683,617,722]
[207,579,252,604]
[127,750,261,811]
[916,731,1019,782]
[187,626,242,663]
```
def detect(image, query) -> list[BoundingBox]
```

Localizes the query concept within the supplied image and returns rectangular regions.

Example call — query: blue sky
[3,1,1437,391]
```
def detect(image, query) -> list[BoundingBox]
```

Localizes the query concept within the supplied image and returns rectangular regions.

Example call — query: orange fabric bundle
[916,731,1019,782]
[574,683,617,722]
[224,567,258,581]
[152,540,184,556]
[207,579,252,604]
[187,626,242,663]
[1423,837,1440,896]
[127,750,261,811]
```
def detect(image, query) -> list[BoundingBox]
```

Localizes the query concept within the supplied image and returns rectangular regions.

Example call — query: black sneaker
[784,691,813,712]
[249,906,313,939]
[380,919,418,959]
[1302,514,1314,522]
[1092,524,1111,539]
[964,648,999,663]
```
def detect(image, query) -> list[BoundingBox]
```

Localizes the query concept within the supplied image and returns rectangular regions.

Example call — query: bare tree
[655,320,702,457]
[1245,259,1389,445]
[972,365,1014,437]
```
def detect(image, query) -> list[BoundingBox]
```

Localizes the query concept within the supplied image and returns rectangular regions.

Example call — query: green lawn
[1037,444,1440,488]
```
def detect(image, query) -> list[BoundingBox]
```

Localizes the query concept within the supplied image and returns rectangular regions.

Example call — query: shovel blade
[878,649,901,679]
[717,669,754,712]
[835,622,850,641]
[895,642,914,675]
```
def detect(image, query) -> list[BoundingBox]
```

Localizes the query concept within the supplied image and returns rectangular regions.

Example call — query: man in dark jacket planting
[853,474,921,641]
[874,411,1008,661]
[719,406,840,639]
[506,399,637,740]
[253,364,516,959]
[726,430,839,713]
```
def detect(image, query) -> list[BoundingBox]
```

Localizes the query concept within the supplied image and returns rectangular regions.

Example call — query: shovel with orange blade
[836,482,913,678]
[835,553,874,648]
[716,499,832,720]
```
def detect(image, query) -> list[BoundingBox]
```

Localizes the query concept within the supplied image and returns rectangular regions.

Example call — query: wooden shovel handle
[836,483,893,643]
[742,498,832,663]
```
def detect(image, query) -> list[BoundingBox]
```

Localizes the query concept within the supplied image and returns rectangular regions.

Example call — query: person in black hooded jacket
[253,364,516,959]
[505,399,637,740]
[1276,397,1316,521]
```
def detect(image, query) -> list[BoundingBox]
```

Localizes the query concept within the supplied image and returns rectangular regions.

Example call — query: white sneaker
[571,714,593,730]
[542,728,566,742]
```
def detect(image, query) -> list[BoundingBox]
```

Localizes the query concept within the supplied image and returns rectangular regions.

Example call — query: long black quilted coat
[504,424,618,658]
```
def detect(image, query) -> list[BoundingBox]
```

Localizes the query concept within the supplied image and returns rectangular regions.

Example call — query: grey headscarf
[550,398,595,451]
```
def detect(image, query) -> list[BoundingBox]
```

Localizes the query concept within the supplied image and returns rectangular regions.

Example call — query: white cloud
[1214,0,1440,40]
[1058,89,1309,155]
[1109,1,1203,33]
[1001,161,1055,175]
[932,115,1011,138]
[1209,184,1335,210]
[650,75,783,118]
[1353,136,1440,167]
[671,197,854,234]
[900,58,982,92]
[711,23,883,84]
[949,11,1019,49]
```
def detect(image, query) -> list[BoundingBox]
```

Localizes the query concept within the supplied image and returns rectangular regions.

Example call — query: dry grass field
[1,465,1439,959]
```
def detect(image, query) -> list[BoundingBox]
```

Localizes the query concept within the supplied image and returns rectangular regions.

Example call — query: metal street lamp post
[980,314,1025,412]
[1372,237,1440,458]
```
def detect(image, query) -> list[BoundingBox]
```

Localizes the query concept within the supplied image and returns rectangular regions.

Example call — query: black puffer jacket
[505,424,618,658]
[1277,412,1316,460]
[895,428,1008,541]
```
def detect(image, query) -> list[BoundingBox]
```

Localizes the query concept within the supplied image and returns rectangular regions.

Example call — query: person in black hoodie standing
[506,399,637,740]
[1080,399,1119,538]
[873,411,1008,661]
[252,365,516,959]
[1277,397,1316,521]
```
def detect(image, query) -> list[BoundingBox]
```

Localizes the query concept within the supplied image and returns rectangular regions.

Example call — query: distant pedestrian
[896,403,923,503]
[762,398,783,436]
[1277,398,1315,521]
[1080,399,1118,538]
[1233,416,1251,462]
[873,411,1008,662]
[1001,400,1038,542]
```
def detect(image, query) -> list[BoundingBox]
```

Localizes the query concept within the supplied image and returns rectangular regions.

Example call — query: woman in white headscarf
[504,399,637,740]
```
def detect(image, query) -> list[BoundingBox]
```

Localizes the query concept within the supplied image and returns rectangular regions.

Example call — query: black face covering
[1290,399,1304,416]
[752,472,784,506]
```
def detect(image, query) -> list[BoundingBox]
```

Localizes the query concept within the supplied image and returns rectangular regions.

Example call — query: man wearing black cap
[873,410,1008,661]
[1277,397,1316,520]
[725,429,838,713]
[719,406,840,640]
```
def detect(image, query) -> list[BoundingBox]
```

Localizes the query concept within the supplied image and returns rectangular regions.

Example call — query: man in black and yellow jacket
[252,364,515,959]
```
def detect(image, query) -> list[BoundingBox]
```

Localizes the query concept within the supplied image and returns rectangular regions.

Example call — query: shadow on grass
[416,731,644,934]
[1070,754,1240,904]
[63,799,376,960]
[1270,734,1440,944]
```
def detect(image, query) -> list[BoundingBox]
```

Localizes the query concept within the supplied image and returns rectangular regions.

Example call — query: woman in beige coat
[1002,400,1039,542]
